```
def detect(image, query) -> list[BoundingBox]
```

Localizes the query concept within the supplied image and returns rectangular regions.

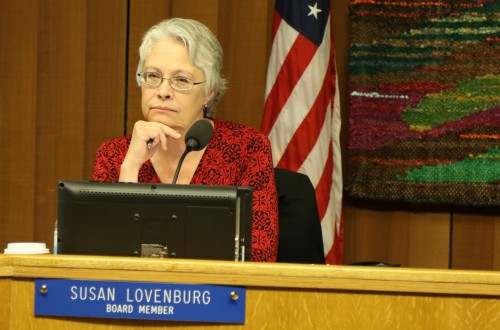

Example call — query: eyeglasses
[138,72,205,91]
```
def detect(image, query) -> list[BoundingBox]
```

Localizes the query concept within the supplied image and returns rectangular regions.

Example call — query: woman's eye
[175,77,190,84]
[147,73,161,79]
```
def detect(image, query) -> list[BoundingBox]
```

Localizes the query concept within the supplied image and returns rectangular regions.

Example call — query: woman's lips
[151,106,176,112]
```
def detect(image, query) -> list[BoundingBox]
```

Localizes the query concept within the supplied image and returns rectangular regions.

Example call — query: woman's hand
[119,120,181,182]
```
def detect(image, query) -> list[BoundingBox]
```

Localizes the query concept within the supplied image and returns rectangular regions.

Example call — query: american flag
[261,0,344,264]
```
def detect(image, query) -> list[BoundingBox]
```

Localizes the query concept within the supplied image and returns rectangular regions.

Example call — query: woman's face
[141,36,213,133]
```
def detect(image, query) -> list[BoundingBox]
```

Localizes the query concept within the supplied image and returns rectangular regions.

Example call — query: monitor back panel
[56,181,253,261]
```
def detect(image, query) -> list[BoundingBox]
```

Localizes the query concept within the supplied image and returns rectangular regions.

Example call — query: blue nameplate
[34,279,246,323]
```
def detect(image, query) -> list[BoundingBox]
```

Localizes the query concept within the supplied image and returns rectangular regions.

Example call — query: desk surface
[1,254,499,296]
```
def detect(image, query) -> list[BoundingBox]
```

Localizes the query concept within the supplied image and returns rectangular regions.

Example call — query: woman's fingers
[132,120,181,152]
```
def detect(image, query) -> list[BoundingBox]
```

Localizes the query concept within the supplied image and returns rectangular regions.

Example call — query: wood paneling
[0,279,11,328]
[0,0,39,243]
[172,0,220,32]
[3,255,500,329]
[84,0,128,178]
[408,214,451,268]
[33,0,128,247]
[215,0,273,129]
[452,211,500,270]
[7,279,500,329]
[0,0,498,271]
[343,206,450,268]
[34,0,87,247]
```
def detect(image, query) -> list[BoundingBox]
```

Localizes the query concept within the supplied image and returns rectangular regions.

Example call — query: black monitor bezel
[56,180,253,261]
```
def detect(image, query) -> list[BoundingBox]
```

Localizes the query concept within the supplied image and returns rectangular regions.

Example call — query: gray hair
[136,18,227,114]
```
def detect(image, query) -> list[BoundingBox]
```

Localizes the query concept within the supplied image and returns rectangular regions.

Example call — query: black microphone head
[185,119,214,151]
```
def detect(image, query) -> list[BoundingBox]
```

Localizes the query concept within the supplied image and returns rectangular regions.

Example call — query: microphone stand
[171,147,193,184]
[170,119,213,184]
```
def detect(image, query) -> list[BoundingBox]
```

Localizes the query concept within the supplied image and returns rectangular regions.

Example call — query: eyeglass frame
[137,72,206,91]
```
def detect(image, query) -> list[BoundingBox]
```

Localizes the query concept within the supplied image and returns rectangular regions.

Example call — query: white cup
[4,242,50,254]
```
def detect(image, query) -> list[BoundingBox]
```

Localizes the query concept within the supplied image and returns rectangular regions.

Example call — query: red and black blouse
[93,119,279,262]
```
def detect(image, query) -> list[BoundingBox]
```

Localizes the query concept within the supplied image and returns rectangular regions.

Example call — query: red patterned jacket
[93,119,278,262]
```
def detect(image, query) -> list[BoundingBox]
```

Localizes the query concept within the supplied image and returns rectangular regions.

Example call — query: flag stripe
[264,18,297,100]
[276,61,332,170]
[325,213,344,264]
[331,73,343,226]
[324,71,344,264]
[298,101,332,185]
[262,34,318,136]
[271,11,282,40]
[315,144,334,219]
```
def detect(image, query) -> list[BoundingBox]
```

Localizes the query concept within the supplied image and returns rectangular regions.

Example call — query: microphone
[172,119,214,184]
[184,119,214,152]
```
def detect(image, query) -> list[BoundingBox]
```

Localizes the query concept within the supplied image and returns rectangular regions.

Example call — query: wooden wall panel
[83,0,128,179]
[0,279,11,327]
[215,0,273,129]
[343,206,450,268]
[407,214,450,268]
[452,212,500,270]
[0,0,39,244]
[343,207,407,265]
[495,217,500,270]
[34,0,88,245]
[0,0,128,248]
[172,0,220,33]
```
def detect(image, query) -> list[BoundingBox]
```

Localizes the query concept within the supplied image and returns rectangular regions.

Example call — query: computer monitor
[56,180,253,261]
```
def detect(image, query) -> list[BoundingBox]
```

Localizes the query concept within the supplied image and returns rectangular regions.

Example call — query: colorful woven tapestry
[346,0,500,206]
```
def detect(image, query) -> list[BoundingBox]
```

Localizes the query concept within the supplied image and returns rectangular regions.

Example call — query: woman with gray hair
[93,18,278,262]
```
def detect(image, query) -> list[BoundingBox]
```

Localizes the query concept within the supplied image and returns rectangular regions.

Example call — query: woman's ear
[204,88,216,105]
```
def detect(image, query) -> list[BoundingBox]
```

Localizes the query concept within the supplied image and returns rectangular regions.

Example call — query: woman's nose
[156,80,173,99]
